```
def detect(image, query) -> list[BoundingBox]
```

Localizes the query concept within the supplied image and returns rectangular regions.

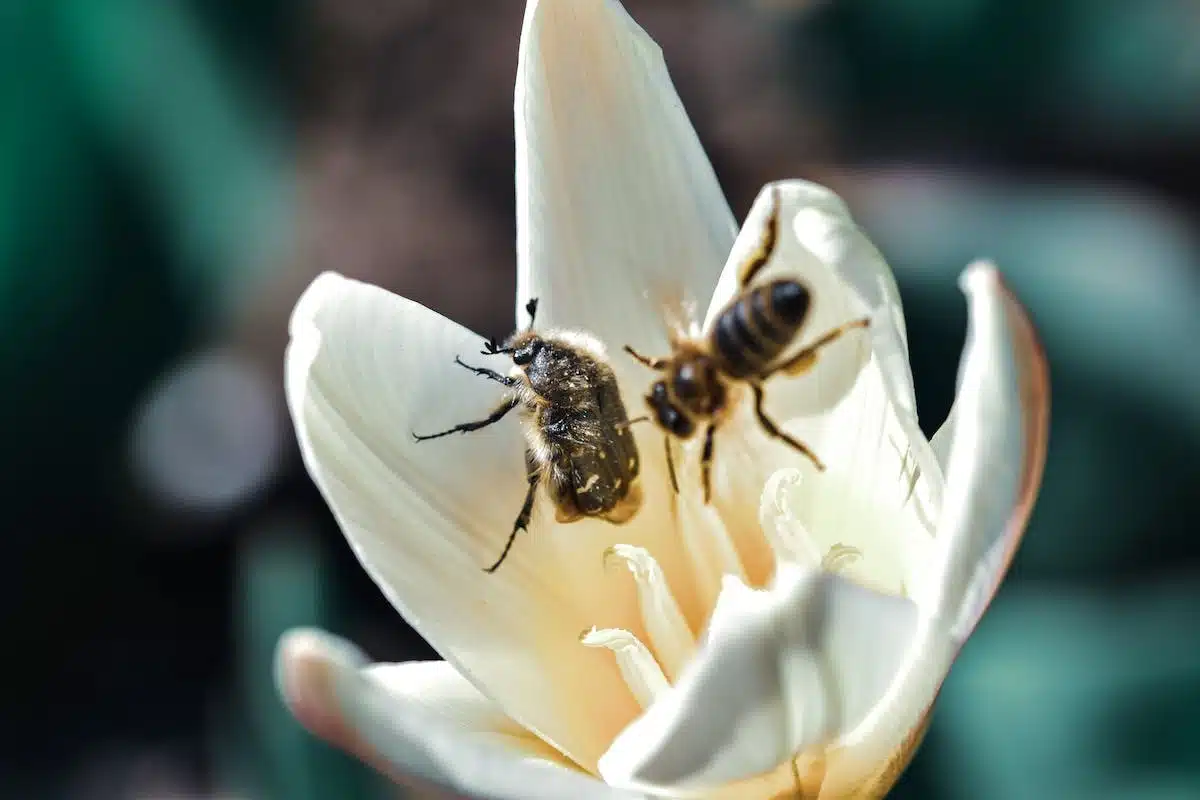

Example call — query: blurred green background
[1,0,1197,797]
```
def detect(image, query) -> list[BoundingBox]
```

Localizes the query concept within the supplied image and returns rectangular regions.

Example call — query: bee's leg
[737,185,782,288]
[770,318,870,378]
[411,396,519,441]
[751,384,825,471]
[663,436,680,494]
[700,424,717,504]
[454,356,519,386]
[484,451,540,574]
[624,345,669,371]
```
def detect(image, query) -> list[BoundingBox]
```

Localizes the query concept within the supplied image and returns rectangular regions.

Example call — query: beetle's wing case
[594,365,640,480]
[593,365,644,524]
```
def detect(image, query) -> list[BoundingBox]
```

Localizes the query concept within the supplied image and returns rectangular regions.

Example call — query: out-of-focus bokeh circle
[128,348,285,520]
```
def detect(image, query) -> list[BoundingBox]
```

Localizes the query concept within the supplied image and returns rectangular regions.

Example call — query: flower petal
[785,183,946,514]
[276,629,642,800]
[761,467,932,599]
[916,262,1050,640]
[362,661,569,766]
[597,569,953,793]
[286,273,648,768]
[775,364,941,594]
[516,0,736,365]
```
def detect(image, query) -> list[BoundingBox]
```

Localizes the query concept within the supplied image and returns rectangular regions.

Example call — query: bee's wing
[658,293,704,347]
[624,274,697,345]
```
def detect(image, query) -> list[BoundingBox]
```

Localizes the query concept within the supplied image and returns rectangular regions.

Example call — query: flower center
[581,464,932,719]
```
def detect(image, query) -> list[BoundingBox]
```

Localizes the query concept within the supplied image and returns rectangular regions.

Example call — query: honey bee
[413,299,643,573]
[625,187,870,502]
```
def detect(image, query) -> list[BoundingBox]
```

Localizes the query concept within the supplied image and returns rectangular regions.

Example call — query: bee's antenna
[525,297,539,327]
[615,416,651,432]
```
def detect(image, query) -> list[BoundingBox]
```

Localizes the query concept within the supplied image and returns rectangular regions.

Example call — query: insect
[412,298,643,573]
[624,187,870,503]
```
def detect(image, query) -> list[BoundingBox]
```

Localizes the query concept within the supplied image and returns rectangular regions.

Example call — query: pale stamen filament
[759,469,824,567]
[580,627,670,710]
[604,545,696,682]
[820,543,863,575]
[677,488,747,596]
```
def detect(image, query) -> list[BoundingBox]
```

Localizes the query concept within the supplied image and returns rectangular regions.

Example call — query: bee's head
[669,354,723,416]
[647,381,695,439]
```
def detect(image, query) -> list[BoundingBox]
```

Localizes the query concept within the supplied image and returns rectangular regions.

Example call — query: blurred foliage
[1,0,1198,797]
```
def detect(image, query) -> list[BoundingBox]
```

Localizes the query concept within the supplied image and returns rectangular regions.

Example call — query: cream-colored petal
[604,545,696,681]
[916,262,1050,640]
[276,629,642,799]
[786,181,913,407]
[597,569,952,793]
[776,367,941,596]
[764,463,934,603]
[516,0,736,378]
[787,187,944,504]
[362,661,569,766]
[286,273,647,769]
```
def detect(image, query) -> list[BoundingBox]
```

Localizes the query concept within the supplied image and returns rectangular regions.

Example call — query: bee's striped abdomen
[713,279,811,379]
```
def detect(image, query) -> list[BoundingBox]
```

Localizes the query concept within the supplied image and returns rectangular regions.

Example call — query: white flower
[274,1,1050,798]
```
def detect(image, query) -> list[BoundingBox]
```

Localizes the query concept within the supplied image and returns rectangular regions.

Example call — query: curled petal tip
[274,629,369,753]
[932,261,1050,639]
[959,258,1000,290]
[288,271,348,337]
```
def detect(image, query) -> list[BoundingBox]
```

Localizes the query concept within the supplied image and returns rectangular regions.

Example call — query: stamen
[580,627,670,710]
[604,545,695,681]
[821,543,863,574]
[759,469,823,567]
